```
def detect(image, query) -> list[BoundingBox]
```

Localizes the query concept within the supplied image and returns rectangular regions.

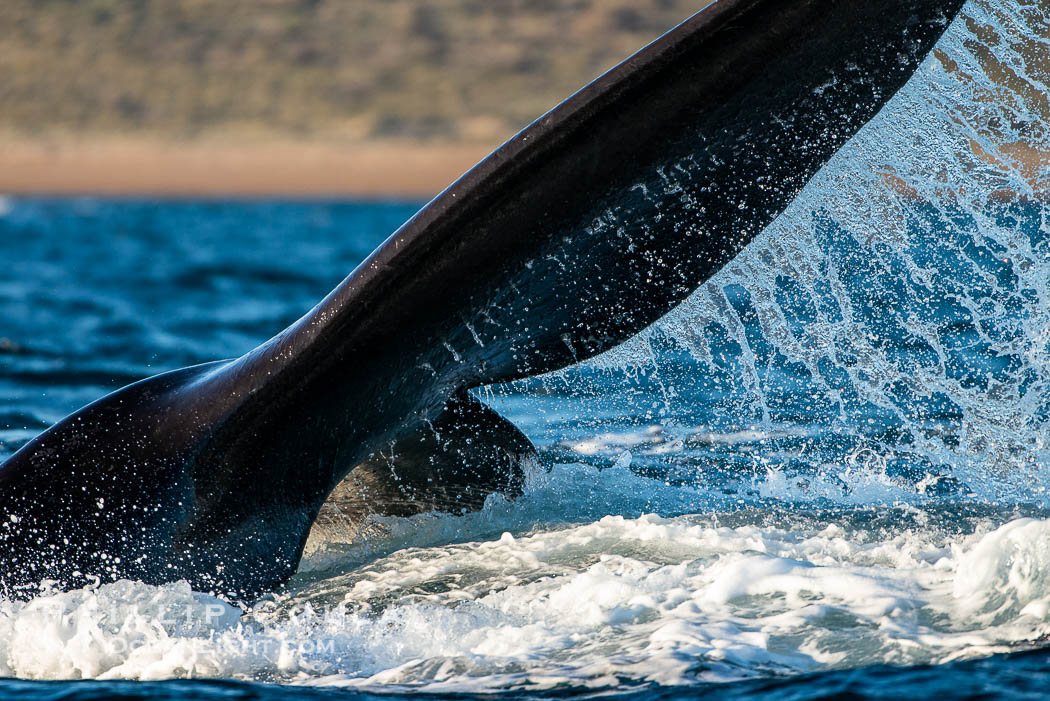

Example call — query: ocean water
[2,1,1050,698]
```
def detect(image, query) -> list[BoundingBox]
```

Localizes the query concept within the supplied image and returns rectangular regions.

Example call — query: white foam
[2,502,1048,691]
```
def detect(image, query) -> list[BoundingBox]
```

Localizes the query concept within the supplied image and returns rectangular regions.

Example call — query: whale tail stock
[0,0,966,599]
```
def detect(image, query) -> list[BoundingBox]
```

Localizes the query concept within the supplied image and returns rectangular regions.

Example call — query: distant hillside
[0,0,712,144]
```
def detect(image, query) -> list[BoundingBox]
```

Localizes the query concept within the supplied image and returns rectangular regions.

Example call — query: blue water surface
[2,197,1049,699]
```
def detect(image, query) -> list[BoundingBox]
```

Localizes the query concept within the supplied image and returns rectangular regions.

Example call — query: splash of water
[507,0,1050,506]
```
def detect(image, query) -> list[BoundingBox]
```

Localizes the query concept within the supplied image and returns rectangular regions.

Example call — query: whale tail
[0,0,967,600]
[315,392,534,531]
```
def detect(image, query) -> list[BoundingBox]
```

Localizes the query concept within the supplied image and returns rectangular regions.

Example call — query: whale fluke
[0,0,966,600]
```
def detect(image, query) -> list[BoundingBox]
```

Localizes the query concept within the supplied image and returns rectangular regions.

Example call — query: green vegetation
[0,0,711,143]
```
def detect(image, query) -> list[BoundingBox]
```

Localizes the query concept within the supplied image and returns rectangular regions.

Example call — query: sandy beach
[0,139,496,199]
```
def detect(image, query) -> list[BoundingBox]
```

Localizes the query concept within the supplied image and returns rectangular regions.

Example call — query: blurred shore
[3,136,1045,200]
[0,139,496,199]
[0,0,712,199]
[3,1,1045,200]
